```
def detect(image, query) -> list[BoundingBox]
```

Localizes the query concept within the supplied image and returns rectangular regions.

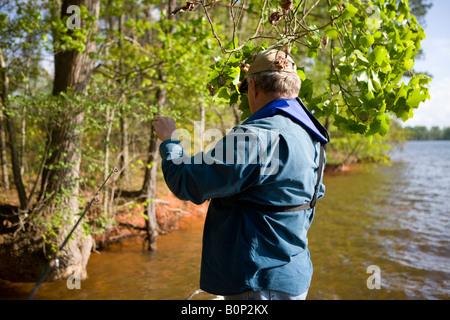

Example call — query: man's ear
[250,78,258,97]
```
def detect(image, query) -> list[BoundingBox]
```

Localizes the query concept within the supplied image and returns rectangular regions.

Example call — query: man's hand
[152,116,177,141]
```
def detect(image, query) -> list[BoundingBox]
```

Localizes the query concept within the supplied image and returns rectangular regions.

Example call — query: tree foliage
[201,0,430,137]
[405,126,450,140]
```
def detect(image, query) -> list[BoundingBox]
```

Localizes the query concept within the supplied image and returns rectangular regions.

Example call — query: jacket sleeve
[159,129,264,205]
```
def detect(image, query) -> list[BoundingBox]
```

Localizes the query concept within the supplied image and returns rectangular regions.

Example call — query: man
[152,49,329,300]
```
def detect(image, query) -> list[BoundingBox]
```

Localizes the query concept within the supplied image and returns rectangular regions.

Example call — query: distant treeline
[404,126,450,140]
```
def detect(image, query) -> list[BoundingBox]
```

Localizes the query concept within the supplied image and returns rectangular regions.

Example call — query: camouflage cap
[240,49,297,93]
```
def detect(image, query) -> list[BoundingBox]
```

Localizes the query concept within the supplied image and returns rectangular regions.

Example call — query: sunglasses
[239,80,248,94]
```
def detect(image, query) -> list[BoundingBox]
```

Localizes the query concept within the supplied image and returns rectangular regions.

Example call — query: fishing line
[26,167,119,300]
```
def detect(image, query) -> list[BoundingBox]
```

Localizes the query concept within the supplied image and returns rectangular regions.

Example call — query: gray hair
[249,71,301,97]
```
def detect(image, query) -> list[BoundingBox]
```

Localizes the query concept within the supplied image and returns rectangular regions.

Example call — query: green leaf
[334,115,367,134]
[394,84,408,105]
[356,70,369,83]
[403,58,414,71]
[206,69,220,83]
[359,34,375,50]
[297,68,306,81]
[367,113,390,136]
[378,114,390,136]
[342,4,359,20]
[325,26,339,40]
[230,67,241,85]
[371,46,388,65]
[307,48,318,59]
[328,0,341,15]
[299,78,314,100]
[380,59,392,73]
[238,96,251,121]
[371,70,381,91]
[333,46,342,56]
[291,45,298,54]
[354,50,369,63]
[406,88,427,109]
[337,65,353,80]
[213,87,230,104]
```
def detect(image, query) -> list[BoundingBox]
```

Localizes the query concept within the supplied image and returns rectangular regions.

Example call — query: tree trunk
[41,0,100,206]
[145,127,159,251]
[0,108,9,189]
[199,101,205,152]
[120,108,130,185]
[104,105,114,219]
[36,0,100,282]
[143,80,166,251]
[118,10,130,186]
[232,103,241,126]
[142,0,176,252]
[4,113,27,211]
[0,48,27,210]
[0,0,101,283]
[0,56,9,193]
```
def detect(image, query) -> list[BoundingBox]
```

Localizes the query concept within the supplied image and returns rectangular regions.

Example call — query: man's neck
[251,93,293,114]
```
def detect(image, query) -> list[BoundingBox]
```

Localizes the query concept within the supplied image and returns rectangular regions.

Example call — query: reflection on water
[1,218,208,300]
[1,141,449,300]
[376,141,450,299]
[308,141,449,300]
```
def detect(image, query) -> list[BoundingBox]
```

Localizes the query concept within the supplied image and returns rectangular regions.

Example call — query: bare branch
[299,0,321,26]
[201,0,269,54]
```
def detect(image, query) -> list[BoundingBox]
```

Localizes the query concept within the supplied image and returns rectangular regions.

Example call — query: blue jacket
[159,98,328,296]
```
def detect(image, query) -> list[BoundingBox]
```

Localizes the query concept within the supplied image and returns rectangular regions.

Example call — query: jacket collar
[243,98,330,144]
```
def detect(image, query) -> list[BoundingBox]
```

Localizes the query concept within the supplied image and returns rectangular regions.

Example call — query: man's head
[240,49,301,113]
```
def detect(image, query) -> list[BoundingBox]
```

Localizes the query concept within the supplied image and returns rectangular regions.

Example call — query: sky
[403,0,450,129]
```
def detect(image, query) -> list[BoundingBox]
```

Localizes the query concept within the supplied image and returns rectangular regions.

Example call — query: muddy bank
[0,186,208,285]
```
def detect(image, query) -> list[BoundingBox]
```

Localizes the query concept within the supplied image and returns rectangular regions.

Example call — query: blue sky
[404,0,450,128]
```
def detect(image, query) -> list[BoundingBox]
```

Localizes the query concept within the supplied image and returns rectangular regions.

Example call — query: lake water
[1,141,449,300]
[308,140,450,299]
